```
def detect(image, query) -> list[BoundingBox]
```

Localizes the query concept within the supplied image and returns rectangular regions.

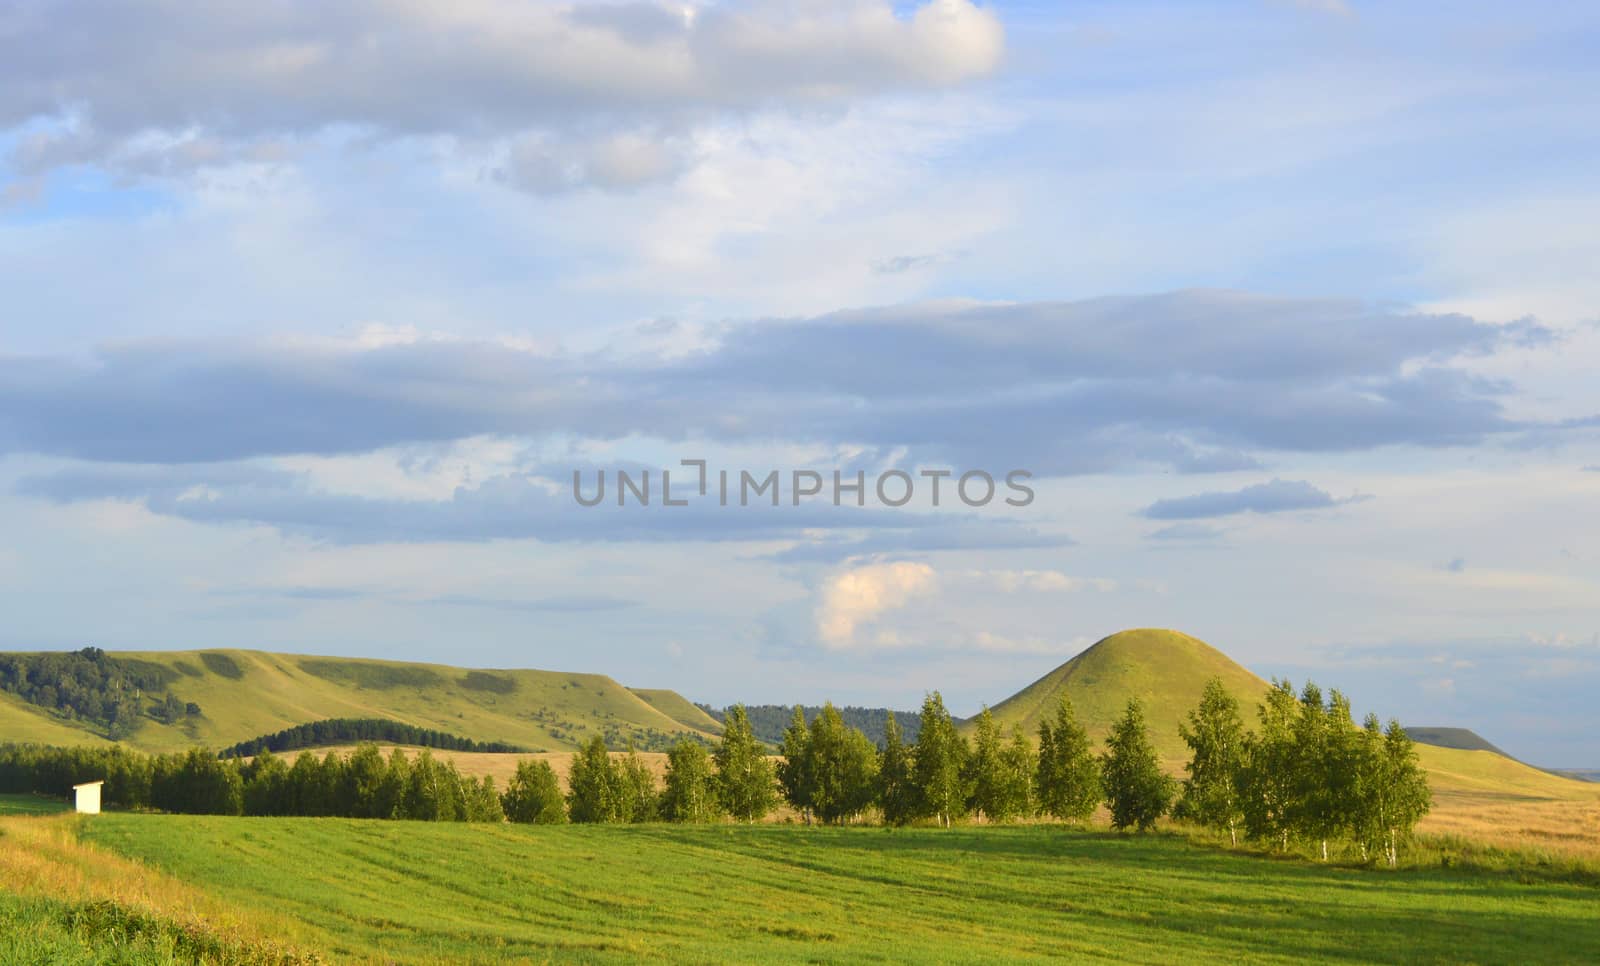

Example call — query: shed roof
[72,780,105,789]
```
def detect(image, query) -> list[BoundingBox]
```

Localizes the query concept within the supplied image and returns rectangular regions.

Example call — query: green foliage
[617,747,660,823]
[703,704,922,747]
[1035,695,1100,824]
[714,705,777,822]
[503,759,568,824]
[1177,678,1246,843]
[1100,699,1174,832]
[775,706,813,820]
[1233,680,1433,863]
[912,691,969,827]
[567,736,623,823]
[800,704,879,824]
[661,740,720,823]
[0,647,197,739]
[219,717,526,758]
[1238,679,1300,848]
[966,707,1034,822]
[876,712,917,826]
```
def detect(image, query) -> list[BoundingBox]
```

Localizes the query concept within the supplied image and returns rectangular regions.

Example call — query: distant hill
[979,628,1596,803]
[981,628,1271,760]
[0,649,717,754]
[1404,727,1512,758]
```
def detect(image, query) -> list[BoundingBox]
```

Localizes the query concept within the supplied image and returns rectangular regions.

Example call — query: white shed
[73,780,104,815]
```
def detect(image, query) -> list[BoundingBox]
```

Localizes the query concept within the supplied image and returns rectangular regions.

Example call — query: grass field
[0,793,69,816]
[63,813,1600,964]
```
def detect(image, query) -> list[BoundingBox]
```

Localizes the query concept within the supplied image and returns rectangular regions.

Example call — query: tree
[1351,717,1432,866]
[243,749,290,816]
[344,743,389,818]
[661,740,720,823]
[1100,699,1173,832]
[714,705,777,822]
[568,736,622,823]
[1177,678,1246,845]
[1239,680,1300,850]
[965,707,1004,821]
[804,704,879,824]
[617,747,659,822]
[877,712,917,826]
[911,692,969,827]
[503,760,568,824]
[776,706,815,822]
[464,775,505,823]
[992,725,1036,823]
[1035,695,1100,824]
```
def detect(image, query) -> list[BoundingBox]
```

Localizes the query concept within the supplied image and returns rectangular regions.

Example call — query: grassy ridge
[79,813,1600,964]
[982,628,1279,759]
[2,649,718,754]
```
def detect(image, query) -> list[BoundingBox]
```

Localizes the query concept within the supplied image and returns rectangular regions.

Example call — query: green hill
[981,628,1272,760]
[1405,727,1511,758]
[629,689,724,735]
[0,649,718,754]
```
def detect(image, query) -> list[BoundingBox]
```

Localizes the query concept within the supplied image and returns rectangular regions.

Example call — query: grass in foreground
[78,814,1600,964]
[0,814,320,964]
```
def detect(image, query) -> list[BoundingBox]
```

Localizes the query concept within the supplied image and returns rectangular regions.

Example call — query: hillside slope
[982,629,1271,760]
[629,689,724,735]
[980,628,1596,807]
[0,649,717,754]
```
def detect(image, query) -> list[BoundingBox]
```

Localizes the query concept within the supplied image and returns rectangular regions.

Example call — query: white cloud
[815,560,937,647]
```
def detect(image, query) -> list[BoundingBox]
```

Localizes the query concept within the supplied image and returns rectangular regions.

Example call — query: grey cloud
[16,462,1033,546]
[1145,522,1227,541]
[1140,478,1350,520]
[0,291,1556,474]
[1,1,1002,180]
[765,523,1074,564]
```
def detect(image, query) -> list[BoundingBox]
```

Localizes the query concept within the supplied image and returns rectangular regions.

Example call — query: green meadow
[74,814,1600,964]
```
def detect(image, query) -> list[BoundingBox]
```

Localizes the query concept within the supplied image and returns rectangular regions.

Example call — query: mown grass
[0,792,70,815]
[78,814,1600,964]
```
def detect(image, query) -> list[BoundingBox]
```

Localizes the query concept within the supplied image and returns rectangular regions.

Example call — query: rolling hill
[980,628,1271,760]
[977,628,1597,809]
[0,649,718,754]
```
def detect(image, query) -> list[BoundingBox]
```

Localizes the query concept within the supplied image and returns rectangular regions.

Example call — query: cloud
[0,291,1554,475]
[765,522,1073,564]
[975,570,1115,594]
[16,459,1051,546]
[1442,557,1467,573]
[815,561,937,647]
[1,0,1004,185]
[1145,522,1227,541]
[1140,478,1353,520]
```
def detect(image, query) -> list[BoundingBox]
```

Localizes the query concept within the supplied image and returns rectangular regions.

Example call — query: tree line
[219,718,527,758]
[0,678,1432,862]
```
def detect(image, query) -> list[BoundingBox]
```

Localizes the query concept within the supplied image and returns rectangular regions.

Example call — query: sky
[2,0,1598,766]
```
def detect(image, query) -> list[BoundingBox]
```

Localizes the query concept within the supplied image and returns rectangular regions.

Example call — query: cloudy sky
[3,0,1598,765]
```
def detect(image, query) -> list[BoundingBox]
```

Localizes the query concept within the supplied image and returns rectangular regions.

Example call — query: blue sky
[3,0,1599,765]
